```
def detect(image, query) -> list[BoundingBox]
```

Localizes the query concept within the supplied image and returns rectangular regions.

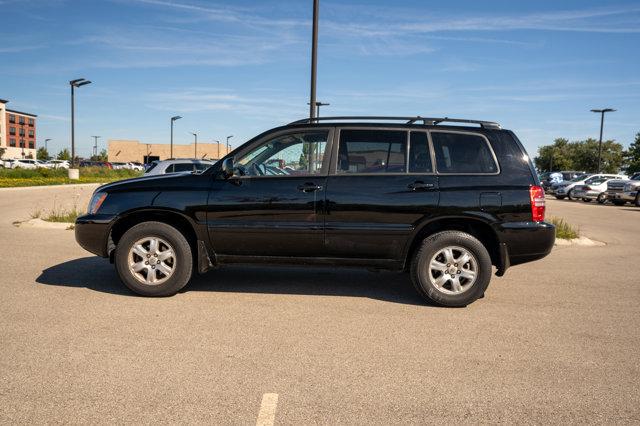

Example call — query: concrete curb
[0,183,100,191]
[555,236,606,247]
[13,218,74,230]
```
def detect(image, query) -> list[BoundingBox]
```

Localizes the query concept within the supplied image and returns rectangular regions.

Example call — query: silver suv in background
[606,172,640,206]
[144,159,215,176]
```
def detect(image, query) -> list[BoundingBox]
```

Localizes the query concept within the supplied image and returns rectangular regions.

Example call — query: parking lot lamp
[591,108,616,173]
[190,132,198,158]
[44,138,51,154]
[91,135,101,157]
[69,78,92,168]
[226,135,233,154]
[308,101,329,118]
[309,0,319,120]
[170,116,182,158]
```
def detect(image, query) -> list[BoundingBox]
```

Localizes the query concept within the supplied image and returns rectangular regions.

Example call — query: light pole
[190,132,198,158]
[212,140,220,159]
[170,115,182,159]
[226,135,233,154]
[307,101,329,118]
[44,138,52,157]
[70,78,92,168]
[309,0,319,120]
[591,108,616,173]
[91,135,101,158]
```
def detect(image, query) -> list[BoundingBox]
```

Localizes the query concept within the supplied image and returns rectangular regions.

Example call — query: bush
[549,217,580,240]
[0,166,143,187]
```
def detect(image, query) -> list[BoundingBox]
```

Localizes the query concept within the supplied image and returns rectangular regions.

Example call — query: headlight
[88,192,107,214]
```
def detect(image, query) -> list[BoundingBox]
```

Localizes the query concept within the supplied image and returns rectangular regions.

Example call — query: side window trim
[231,127,334,179]
[428,130,501,175]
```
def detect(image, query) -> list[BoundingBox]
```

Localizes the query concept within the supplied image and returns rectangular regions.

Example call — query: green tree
[572,138,623,173]
[57,148,71,160]
[36,147,49,160]
[0,147,5,160]
[534,138,572,172]
[90,149,108,162]
[624,132,640,175]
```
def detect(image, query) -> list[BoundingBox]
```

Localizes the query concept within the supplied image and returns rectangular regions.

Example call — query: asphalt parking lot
[1,184,639,424]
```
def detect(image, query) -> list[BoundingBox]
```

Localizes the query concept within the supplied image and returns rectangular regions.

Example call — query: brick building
[108,139,231,164]
[0,99,37,159]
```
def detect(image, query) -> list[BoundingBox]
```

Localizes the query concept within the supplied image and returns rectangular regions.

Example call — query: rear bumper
[75,214,116,257]
[498,221,556,267]
[607,191,637,202]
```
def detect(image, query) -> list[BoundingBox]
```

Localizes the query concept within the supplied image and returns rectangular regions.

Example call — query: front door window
[236,131,329,177]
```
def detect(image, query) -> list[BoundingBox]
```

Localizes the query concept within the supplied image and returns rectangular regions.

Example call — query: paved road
[1,185,639,424]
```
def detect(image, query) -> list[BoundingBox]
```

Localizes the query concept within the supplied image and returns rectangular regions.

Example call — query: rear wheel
[635,193,640,207]
[410,231,491,307]
[567,189,576,201]
[114,221,193,296]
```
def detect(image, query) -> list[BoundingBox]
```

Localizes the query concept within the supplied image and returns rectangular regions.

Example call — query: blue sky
[1,0,639,158]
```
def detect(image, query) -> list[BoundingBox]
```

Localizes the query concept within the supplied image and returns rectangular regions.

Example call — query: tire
[567,189,576,201]
[410,231,492,307]
[555,196,566,200]
[597,193,607,204]
[582,198,591,202]
[635,194,640,207]
[612,200,626,206]
[114,221,193,296]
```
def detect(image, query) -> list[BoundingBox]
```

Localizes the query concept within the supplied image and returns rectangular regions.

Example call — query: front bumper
[75,214,116,257]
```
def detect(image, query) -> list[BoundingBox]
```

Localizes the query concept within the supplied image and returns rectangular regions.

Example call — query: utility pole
[213,140,220,159]
[591,108,616,173]
[69,78,92,168]
[170,115,182,159]
[91,135,101,157]
[190,132,198,158]
[309,0,319,120]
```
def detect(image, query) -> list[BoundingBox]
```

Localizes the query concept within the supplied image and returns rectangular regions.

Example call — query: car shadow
[36,257,428,306]
[621,208,640,212]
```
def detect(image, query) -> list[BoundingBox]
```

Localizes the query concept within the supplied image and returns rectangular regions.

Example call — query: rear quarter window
[431,132,498,174]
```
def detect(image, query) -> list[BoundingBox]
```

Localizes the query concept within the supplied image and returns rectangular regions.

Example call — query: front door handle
[407,181,436,191]
[297,182,323,193]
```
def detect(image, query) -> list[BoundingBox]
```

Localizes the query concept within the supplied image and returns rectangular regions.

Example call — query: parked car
[47,160,70,169]
[553,174,625,200]
[572,175,628,203]
[544,170,585,192]
[12,159,39,169]
[79,161,113,169]
[110,162,130,170]
[75,116,555,307]
[606,172,640,206]
[143,159,215,176]
[129,162,145,171]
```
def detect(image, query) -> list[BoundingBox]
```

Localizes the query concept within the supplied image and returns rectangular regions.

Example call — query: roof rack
[289,116,501,130]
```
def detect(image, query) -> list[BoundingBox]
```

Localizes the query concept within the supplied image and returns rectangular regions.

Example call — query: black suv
[76,116,554,307]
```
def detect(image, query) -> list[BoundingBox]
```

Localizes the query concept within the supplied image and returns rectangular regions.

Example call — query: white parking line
[256,393,279,426]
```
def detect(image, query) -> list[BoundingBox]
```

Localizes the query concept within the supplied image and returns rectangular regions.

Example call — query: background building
[108,140,231,164]
[0,99,37,159]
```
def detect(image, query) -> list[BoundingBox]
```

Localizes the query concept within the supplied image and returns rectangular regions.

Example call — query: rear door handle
[297,182,323,193]
[407,181,436,191]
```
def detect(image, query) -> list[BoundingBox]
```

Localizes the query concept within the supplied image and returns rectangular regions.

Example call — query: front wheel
[410,231,492,307]
[597,193,607,204]
[635,193,640,207]
[567,189,576,201]
[114,221,193,296]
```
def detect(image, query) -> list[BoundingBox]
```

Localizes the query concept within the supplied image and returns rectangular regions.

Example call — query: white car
[12,159,39,169]
[573,175,629,203]
[110,162,130,170]
[144,159,215,176]
[48,160,70,169]
[554,174,627,200]
[129,162,145,171]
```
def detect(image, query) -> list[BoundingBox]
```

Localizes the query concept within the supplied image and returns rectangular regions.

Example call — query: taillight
[529,185,545,222]
[583,186,591,191]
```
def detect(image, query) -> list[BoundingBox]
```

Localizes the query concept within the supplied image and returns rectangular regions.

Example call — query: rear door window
[337,129,406,174]
[431,132,498,174]
[408,132,433,173]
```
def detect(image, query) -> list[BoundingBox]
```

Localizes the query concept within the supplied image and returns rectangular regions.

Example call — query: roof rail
[288,116,501,130]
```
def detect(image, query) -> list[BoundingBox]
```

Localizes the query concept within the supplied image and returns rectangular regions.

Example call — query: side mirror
[221,157,235,178]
